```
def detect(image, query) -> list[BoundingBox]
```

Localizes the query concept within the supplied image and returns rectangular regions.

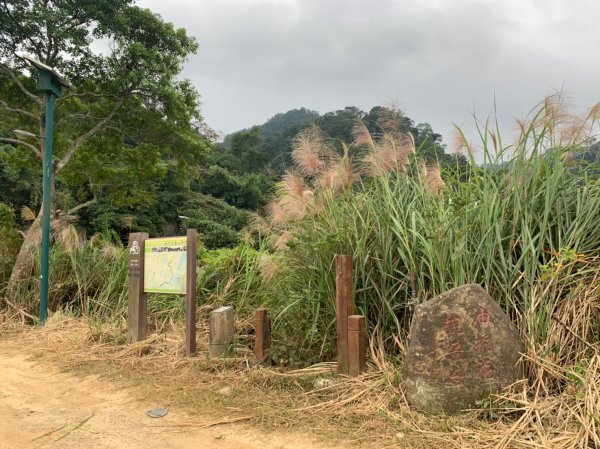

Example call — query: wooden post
[127,232,148,343]
[348,315,366,376]
[254,308,271,363]
[209,306,235,357]
[336,255,354,374]
[185,229,197,357]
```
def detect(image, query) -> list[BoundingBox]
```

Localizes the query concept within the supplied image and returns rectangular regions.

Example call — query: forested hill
[2,99,459,252]
[219,106,452,173]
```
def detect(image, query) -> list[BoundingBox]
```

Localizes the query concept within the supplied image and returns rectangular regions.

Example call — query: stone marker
[209,306,235,357]
[404,284,523,414]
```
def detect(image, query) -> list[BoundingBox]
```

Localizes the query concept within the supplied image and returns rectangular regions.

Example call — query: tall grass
[259,96,600,370]
[5,230,274,331]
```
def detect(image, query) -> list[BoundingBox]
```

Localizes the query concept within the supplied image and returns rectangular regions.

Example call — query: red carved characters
[444,316,464,335]
[473,307,494,380]
[474,333,491,352]
[476,358,494,379]
[474,307,492,326]
[444,308,496,384]
[448,367,463,384]
[448,342,464,361]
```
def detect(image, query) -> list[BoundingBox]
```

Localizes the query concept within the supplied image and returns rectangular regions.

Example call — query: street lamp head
[13,129,40,140]
[19,54,72,97]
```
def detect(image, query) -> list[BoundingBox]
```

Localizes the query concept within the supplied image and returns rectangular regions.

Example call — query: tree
[318,106,364,148]
[0,0,206,299]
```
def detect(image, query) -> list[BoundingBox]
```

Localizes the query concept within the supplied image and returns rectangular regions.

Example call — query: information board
[143,237,187,294]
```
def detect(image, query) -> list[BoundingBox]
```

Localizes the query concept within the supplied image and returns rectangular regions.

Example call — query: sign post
[336,255,354,374]
[127,232,148,343]
[127,230,197,355]
[185,228,197,356]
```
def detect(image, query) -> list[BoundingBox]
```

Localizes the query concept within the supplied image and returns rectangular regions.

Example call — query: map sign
[143,237,187,294]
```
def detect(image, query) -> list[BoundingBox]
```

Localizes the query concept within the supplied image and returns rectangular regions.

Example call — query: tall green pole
[39,92,55,323]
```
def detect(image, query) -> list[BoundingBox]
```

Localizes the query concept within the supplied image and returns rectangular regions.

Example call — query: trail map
[143,237,187,294]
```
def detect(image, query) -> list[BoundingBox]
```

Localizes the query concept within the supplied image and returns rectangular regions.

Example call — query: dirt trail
[0,346,344,449]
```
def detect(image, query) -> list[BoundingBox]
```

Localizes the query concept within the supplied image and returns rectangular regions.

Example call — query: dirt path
[0,346,344,449]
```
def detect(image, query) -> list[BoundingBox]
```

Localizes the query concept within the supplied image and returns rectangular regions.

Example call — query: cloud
[139,0,600,145]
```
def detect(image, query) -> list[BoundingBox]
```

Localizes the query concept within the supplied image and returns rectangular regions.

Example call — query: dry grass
[2,298,598,449]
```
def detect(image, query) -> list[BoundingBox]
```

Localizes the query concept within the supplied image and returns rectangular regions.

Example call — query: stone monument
[404,284,523,414]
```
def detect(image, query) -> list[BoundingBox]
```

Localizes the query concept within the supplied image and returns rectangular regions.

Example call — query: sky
[138,0,600,147]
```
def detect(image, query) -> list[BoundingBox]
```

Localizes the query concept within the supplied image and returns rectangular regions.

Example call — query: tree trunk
[5,110,47,305]
[5,209,43,303]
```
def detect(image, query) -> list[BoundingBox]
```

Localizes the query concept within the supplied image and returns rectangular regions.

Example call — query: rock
[217,386,233,397]
[404,284,523,414]
[313,378,335,389]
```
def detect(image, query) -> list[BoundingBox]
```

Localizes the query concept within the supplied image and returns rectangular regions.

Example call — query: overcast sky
[138,0,599,146]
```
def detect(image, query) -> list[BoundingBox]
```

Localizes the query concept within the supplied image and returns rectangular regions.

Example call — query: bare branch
[56,96,126,172]
[0,100,37,119]
[65,196,97,215]
[0,137,42,159]
[58,92,118,102]
[0,62,41,103]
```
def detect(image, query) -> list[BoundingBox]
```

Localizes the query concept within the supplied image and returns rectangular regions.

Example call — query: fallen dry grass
[1,279,599,449]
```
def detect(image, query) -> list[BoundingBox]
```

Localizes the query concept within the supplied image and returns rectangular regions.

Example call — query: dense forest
[1,94,464,249]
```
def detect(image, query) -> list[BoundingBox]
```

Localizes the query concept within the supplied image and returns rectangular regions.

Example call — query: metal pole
[39,92,55,323]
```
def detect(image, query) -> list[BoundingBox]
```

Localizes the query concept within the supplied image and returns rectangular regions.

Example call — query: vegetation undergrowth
[2,94,600,448]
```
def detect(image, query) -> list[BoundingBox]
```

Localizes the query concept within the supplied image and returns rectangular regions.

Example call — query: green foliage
[0,0,210,239]
[196,244,272,314]
[179,193,249,249]
[193,220,241,249]
[198,166,272,211]
[0,202,21,291]
[0,140,40,215]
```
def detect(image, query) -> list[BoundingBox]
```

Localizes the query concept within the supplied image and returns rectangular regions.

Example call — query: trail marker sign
[127,229,197,356]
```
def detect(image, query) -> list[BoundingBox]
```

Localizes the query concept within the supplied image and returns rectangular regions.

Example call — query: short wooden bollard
[348,315,366,376]
[254,308,271,363]
[336,255,354,374]
[209,306,235,357]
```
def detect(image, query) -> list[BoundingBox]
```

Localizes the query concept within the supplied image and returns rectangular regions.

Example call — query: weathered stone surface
[404,284,523,414]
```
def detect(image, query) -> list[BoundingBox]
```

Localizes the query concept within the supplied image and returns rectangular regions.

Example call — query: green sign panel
[144,237,187,294]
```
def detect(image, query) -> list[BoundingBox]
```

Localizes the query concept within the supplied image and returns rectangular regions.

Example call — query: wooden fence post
[348,315,366,376]
[336,255,354,374]
[127,232,148,343]
[255,308,271,363]
[209,306,235,357]
[185,229,197,356]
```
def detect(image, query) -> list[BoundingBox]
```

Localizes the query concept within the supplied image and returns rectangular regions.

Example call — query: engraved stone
[404,284,523,414]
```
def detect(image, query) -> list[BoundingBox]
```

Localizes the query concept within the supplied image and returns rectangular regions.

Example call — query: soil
[0,343,345,449]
